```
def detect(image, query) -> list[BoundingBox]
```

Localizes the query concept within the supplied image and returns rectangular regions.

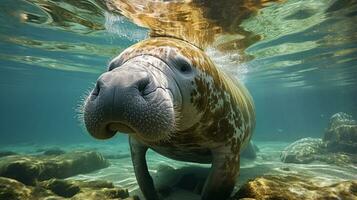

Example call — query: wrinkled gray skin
[83,52,247,200]
[84,55,185,142]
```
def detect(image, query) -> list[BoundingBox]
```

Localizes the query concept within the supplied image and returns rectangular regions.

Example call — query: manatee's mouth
[106,122,135,134]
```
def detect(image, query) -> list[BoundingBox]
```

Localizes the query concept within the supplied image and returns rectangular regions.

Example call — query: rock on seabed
[324,112,357,153]
[0,177,139,200]
[232,174,357,200]
[0,151,109,185]
[281,112,357,165]
[280,137,324,164]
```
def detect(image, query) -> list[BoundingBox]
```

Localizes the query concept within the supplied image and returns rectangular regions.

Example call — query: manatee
[83,37,255,200]
[81,1,265,199]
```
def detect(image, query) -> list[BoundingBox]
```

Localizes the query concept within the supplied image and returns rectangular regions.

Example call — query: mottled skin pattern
[115,37,255,200]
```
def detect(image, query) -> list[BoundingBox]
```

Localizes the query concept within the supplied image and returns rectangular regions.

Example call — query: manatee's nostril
[90,82,100,101]
[138,78,149,96]
[92,83,100,96]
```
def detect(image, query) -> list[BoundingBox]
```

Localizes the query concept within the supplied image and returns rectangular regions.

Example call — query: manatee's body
[83,37,255,200]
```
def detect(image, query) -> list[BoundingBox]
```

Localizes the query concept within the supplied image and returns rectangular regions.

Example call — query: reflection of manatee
[83,37,255,200]
[106,0,281,56]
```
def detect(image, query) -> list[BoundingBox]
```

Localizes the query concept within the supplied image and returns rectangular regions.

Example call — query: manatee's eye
[179,62,191,73]
[174,57,192,74]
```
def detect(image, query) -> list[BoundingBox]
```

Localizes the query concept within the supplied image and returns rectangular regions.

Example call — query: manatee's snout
[86,67,149,138]
[83,58,177,141]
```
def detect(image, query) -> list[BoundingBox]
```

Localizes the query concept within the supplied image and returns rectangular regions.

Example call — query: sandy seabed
[1,140,356,200]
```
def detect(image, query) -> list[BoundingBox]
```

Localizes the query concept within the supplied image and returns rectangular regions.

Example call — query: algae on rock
[233,174,357,200]
[0,177,138,200]
[0,151,109,185]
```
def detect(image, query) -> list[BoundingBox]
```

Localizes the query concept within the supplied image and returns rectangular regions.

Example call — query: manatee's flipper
[241,141,257,159]
[201,147,240,200]
[129,136,159,200]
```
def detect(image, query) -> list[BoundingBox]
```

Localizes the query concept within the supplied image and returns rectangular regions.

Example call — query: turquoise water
[0,0,356,199]
[1,0,356,144]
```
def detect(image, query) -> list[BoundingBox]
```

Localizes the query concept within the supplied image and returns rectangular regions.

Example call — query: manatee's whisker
[75,84,95,127]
